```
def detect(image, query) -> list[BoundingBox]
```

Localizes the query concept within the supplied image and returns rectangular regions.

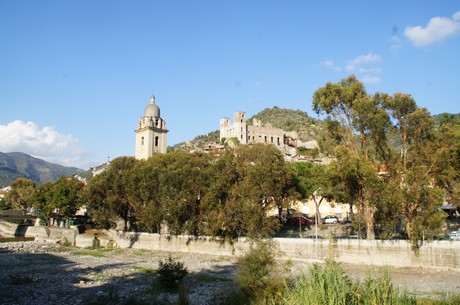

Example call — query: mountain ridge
[0,152,85,188]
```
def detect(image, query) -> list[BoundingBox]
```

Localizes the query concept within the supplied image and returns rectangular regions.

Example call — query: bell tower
[135,95,168,160]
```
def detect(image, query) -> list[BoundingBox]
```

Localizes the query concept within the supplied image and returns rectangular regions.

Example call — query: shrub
[235,240,290,304]
[280,259,416,305]
[281,259,353,305]
[157,256,188,290]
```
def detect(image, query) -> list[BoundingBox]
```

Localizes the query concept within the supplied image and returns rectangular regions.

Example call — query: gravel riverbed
[0,241,458,304]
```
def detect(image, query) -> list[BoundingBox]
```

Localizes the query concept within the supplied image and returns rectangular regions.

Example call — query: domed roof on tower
[144,95,160,118]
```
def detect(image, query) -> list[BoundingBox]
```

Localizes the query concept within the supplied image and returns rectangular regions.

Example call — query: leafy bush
[157,256,188,290]
[235,240,290,304]
[280,259,415,305]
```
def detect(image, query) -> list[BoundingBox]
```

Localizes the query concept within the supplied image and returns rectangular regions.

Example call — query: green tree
[85,157,137,230]
[138,152,212,235]
[312,76,392,239]
[199,149,241,239]
[289,162,331,226]
[128,157,163,233]
[31,182,55,225]
[3,178,36,210]
[84,172,113,229]
[49,177,85,220]
[384,98,448,247]
[433,116,460,209]
[201,144,292,240]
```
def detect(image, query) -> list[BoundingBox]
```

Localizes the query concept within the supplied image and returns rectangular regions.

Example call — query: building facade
[135,96,168,160]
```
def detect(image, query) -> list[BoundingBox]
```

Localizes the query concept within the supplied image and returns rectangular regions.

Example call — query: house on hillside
[0,186,11,200]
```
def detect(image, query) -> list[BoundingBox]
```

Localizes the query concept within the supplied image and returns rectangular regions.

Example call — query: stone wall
[2,220,458,271]
[0,221,76,244]
[105,230,460,271]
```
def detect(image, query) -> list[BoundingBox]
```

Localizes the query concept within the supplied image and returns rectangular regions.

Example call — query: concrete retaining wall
[275,238,460,270]
[1,220,458,271]
[0,221,76,244]
[105,230,245,256]
[105,230,460,271]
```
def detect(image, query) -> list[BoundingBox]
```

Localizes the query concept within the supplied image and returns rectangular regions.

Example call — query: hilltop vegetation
[248,106,323,141]
[434,112,460,126]
[169,107,323,152]
[169,130,220,152]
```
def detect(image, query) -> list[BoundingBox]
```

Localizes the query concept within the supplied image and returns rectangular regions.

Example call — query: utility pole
[313,188,322,239]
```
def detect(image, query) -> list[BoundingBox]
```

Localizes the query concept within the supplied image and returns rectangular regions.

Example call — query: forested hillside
[169,130,220,152]
[0,152,84,188]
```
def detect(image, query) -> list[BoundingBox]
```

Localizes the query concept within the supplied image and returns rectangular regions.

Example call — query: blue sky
[0,1,459,169]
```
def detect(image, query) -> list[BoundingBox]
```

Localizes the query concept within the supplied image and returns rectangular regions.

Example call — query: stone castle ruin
[220,111,317,159]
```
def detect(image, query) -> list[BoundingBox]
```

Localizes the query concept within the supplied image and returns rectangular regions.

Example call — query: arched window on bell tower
[155,136,159,147]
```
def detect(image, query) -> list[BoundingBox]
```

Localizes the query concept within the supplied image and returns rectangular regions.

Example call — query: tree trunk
[365,205,376,240]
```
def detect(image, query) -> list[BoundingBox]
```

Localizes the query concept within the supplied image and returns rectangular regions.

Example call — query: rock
[96,290,105,297]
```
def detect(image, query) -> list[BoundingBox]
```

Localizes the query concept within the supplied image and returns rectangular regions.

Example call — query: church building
[135,96,168,160]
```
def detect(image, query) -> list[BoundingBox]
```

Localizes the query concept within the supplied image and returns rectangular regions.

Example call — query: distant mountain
[0,152,85,188]
[169,107,323,152]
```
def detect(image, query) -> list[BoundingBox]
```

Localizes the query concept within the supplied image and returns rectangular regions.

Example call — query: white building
[135,96,168,160]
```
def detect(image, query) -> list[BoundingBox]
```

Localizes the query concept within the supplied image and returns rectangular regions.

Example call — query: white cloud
[321,60,342,71]
[346,64,355,72]
[389,35,402,53]
[0,120,86,168]
[361,76,381,84]
[357,67,383,74]
[454,11,460,21]
[322,53,383,84]
[404,11,460,47]
[347,53,381,65]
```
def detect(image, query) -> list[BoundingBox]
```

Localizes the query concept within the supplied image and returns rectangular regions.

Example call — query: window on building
[264,136,267,142]
[141,137,144,145]
[277,137,280,145]
[271,137,273,143]
[155,136,159,147]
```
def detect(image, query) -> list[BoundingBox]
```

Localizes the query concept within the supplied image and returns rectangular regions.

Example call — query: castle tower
[219,117,230,141]
[135,96,168,160]
[233,112,248,144]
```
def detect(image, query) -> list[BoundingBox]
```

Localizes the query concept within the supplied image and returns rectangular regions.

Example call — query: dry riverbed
[0,241,458,305]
